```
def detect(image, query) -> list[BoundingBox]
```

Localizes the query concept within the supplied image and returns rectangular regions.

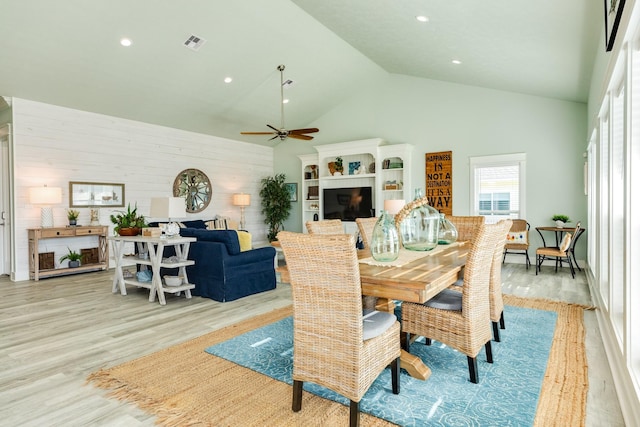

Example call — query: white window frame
[469,153,527,222]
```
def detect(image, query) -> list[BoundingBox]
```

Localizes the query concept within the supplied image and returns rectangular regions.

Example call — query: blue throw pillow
[180,219,207,229]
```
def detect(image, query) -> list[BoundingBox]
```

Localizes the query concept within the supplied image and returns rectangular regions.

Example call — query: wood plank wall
[10,98,274,281]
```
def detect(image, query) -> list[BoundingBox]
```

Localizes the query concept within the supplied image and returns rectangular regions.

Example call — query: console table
[109,235,196,305]
[28,226,109,280]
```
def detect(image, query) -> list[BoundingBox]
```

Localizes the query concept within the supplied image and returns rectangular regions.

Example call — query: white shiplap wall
[11,98,274,281]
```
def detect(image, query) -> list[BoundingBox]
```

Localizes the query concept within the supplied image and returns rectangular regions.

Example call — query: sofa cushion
[236,231,252,251]
[180,228,241,255]
[180,219,207,229]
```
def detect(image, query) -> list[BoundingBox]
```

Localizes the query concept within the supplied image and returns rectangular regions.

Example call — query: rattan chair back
[489,220,512,341]
[448,215,484,242]
[305,219,344,234]
[277,231,401,423]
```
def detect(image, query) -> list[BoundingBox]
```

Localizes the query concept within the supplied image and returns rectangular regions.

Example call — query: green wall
[275,73,588,259]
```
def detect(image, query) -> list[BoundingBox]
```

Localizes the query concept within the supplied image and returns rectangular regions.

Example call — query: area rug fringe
[87,296,590,426]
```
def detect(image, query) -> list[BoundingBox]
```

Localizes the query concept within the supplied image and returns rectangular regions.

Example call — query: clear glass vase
[400,188,440,251]
[370,210,400,262]
[438,213,458,244]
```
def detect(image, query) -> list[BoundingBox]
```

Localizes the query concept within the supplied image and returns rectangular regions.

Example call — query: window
[470,153,526,223]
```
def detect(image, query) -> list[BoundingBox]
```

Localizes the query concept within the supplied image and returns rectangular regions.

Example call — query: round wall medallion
[173,168,212,213]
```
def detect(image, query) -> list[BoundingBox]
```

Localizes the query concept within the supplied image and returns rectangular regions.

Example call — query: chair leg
[292,380,303,412]
[485,341,493,363]
[467,356,479,384]
[349,400,360,427]
[525,252,531,269]
[391,357,400,394]
[499,311,505,329]
[424,337,432,346]
[536,254,540,275]
[492,321,500,342]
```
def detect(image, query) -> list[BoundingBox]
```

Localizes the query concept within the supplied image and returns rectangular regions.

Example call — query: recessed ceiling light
[120,38,132,47]
[452,59,462,65]
[416,16,429,22]
[224,77,233,83]
[282,99,289,104]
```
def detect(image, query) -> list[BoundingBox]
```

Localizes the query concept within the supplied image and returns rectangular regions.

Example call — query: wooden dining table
[276,240,470,381]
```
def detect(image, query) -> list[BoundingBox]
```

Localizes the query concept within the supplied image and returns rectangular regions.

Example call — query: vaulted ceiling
[0,0,602,145]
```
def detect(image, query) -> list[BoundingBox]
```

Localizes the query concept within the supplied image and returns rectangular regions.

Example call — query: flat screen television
[322,187,374,222]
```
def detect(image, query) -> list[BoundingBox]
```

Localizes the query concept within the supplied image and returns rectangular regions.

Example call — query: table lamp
[232,193,251,230]
[150,197,185,237]
[30,185,62,228]
[383,199,405,216]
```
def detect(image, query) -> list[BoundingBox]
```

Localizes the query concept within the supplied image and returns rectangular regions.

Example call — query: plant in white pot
[552,214,571,228]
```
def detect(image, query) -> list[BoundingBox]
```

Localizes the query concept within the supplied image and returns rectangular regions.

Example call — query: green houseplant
[260,173,292,241]
[552,214,571,227]
[110,203,147,235]
[60,247,83,268]
[67,209,80,226]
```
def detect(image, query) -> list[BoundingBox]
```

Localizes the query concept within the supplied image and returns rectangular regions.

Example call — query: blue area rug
[206,305,557,426]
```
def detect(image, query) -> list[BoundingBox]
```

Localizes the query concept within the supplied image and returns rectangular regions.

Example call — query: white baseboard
[586,269,640,425]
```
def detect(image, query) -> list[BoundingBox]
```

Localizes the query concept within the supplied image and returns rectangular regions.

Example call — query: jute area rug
[87,295,590,426]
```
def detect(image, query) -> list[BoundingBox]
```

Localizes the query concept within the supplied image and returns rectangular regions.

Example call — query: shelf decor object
[232,193,251,230]
[29,185,62,228]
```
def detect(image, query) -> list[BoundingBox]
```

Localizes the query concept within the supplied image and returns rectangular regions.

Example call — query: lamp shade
[232,193,251,207]
[383,199,405,215]
[150,197,185,219]
[29,186,62,205]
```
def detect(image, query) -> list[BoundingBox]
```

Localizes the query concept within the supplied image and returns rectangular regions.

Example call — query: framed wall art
[605,0,626,51]
[69,181,125,208]
[285,183,298,202]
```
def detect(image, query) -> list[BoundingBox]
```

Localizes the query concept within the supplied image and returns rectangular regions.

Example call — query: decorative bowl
[164,275,183,286]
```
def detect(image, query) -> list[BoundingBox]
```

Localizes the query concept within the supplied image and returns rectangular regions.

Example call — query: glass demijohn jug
[437,213,458,244]
[400,188,440,251]
[370,210,400,262]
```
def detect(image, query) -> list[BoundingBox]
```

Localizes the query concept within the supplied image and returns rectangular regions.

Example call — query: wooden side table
[110,235,196,305]
[28,226,109,280]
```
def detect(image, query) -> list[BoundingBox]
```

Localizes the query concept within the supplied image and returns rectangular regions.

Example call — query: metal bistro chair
[535,221,582,279]
[502,219,531,269]
[277,231,401,427]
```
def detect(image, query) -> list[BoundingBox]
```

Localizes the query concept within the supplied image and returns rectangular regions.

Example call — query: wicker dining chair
[447,215,484,242]
[305,219,344,234]
[355,217,378,250]
[502,219,531,269]
[401,221,505,383]
[489,220,512,342]
[277,231,401,426]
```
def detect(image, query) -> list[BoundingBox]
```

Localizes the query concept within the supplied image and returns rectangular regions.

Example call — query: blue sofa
[178,227,276,302]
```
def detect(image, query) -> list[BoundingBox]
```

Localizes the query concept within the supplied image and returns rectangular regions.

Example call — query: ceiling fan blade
[288,133,314,141]
[288,128,319,134]
[241,131,276,135]
[268,134,280,141]
[266,124,280,132]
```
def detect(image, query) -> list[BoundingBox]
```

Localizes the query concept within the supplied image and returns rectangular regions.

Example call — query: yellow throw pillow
[236,230,252,251]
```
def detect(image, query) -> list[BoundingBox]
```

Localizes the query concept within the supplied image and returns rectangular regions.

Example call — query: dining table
[276,240,470,381]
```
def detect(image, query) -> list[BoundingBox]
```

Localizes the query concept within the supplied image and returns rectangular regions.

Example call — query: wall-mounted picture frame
[69,181,125,208]
[605,0,626,51]
[284,183,298,202]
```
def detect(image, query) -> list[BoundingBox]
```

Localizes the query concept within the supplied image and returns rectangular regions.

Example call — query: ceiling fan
[241,64,319,142]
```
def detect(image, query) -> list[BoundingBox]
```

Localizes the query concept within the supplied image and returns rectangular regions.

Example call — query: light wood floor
[0,263,625,426]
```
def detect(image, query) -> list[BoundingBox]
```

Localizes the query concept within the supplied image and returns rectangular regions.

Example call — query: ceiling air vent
[184,35,206,51]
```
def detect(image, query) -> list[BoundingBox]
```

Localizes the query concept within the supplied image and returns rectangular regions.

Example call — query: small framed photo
[285,183,298,202]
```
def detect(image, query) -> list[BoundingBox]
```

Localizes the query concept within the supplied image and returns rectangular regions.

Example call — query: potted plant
[260,173,292,241]
[552,214,571,228]
[60,247,83,268]
[67,209,80,226]
[110,203,147,235]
